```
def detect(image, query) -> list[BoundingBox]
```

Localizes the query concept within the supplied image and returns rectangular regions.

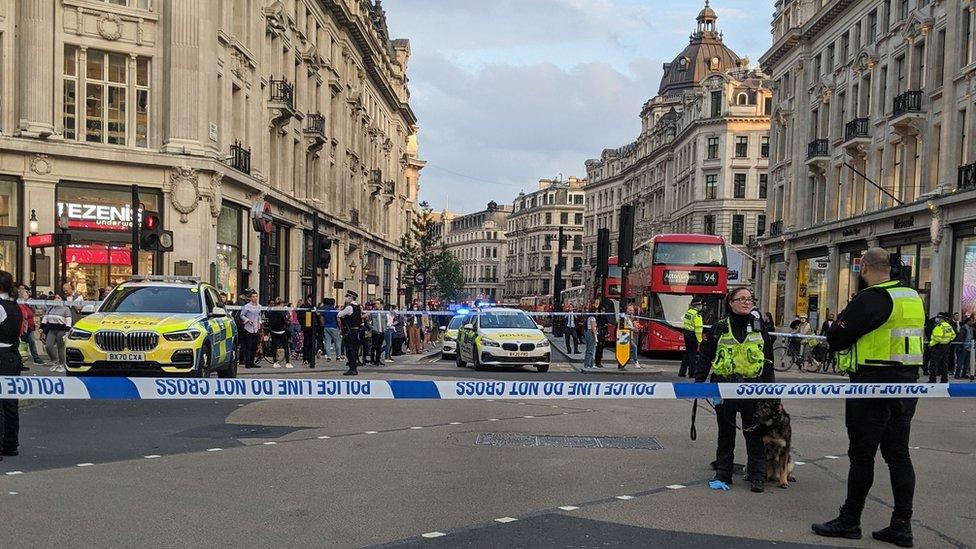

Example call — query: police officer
[337,291,362,376]
[694,287,774,493]
[680,299,704,377]
[0,270,23,461]
[927,312,956,384]
[812,247,925,547]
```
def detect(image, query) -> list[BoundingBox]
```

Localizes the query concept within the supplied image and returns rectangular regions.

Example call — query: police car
[441,314,468,359]
[455,308,550,372]
[64,276,238,377]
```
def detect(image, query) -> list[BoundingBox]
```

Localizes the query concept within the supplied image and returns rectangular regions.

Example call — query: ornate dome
[658,1,741,96]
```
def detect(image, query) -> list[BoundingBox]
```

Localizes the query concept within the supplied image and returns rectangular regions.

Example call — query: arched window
[736,92,748,105]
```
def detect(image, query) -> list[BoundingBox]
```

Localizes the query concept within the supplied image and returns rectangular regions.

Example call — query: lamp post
[57,210,70,290]
[28,210,39,290]
[362,266,371,301]
[348,260,358,299]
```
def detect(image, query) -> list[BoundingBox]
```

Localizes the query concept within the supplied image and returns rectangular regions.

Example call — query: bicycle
[772,336,822,373]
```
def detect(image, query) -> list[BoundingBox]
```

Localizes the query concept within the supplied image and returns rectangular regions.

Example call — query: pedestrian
[407,304,421,354]
[239,290,262,369]
[337,291,363,375]
[563,304,580,354]
[623,305,641,369]
[583,307,598,369]
[321,298,343,361]
[927,312,955,383]
[951,312,966,379]
[694,287,774,493]
[360,303,373,365]
[299,296,319,368]
[383,304,395,363]
[764,312,777,343]
[421,306,432,350]
[955,316,973,379]
[922,314,938,376]
[267,298,292,369]
[680,299,704,377]
[288,301,302,359]
[0,270,24,461]
[594,301,609,368]
[812,247,926,546]
[62,282,84,324]
[40,294,72,373]
[369,299,388,366]
[16,286,42,367]
[392,311,406,356]
[820,312,835,336]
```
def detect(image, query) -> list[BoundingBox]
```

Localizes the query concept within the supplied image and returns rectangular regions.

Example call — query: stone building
[0,0,422,305]
[757,0,976,327]
[584,3,771,289]
[504,178,585,302]
[442,201,511,302]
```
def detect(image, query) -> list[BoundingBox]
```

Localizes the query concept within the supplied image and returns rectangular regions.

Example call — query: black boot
[872,518,913,548]
[812,509,862,540]
[750,479,764,493]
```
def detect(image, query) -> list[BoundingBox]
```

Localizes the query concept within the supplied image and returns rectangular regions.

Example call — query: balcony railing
[350,209,360,226]
[892,90,923,117]
[269,77,294,109]
[844,118,870,141]
[959,162,976,191]
[769,220,783,237]
[478,277,499,283]
[229,141,251,174]
[806,139,829,159]
[305,113,325,135]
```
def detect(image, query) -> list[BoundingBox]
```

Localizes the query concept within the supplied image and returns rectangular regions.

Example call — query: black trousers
[240,331,258,368]
[595,335,605,366]
[370,332,385,364]
[0,350,22,451]
[680,333,699,377]
[928,345,950,383]
[714,399,765,483]
[269,332,289,363]
[302,327,317,364]
[842,397,917,522]
[564,326,580,354]
[344,331,362,370]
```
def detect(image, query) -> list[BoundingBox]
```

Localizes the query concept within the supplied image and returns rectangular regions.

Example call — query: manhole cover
[476,433,663,451]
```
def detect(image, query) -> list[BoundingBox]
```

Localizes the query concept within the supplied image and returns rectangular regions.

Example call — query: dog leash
[690,399,698,441]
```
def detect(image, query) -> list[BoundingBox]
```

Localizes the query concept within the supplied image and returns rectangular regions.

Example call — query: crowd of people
[14,281,95,373]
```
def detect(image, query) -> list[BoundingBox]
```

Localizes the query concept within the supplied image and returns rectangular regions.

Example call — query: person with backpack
[40,294,72,373]
[17,285,42,368]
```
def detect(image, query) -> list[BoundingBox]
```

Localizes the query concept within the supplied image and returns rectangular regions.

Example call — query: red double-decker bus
[628,234,728,353]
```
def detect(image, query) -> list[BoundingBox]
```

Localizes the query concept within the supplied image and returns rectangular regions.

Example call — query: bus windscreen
[652,243,726,267]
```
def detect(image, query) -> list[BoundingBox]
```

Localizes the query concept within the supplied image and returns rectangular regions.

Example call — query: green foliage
[433,251,465,301]
[399,201,443,285]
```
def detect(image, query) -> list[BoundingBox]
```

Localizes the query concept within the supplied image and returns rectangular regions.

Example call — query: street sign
[413,270,427,286]
[250,200,273,233]
[616,327,631,368]
[27,233,71,248]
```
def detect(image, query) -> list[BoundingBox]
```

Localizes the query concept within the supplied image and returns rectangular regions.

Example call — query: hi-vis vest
[929,321,956,347]
[683,308,703,342]
[838,280,925,373]
[711,319,765,378]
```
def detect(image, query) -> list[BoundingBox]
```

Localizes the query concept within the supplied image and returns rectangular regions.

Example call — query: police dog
[754,399,796,488]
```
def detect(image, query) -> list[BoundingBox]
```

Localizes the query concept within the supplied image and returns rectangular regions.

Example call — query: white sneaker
[49,364,60,372]
[285,363,294,369]
[273,362,281,369]
[385,358,394,363]
[53,365,66,373]
[634,362,642,369]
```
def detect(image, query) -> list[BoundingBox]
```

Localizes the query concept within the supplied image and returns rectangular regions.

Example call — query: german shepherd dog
[754,399,796,488]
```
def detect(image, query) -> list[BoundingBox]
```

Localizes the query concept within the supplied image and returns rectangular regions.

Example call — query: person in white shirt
[239,290,263,369]
[584,310,598,369]
[40,295,73,372]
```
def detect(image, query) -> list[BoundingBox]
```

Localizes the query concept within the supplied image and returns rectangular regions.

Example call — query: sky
[382,0,777,214]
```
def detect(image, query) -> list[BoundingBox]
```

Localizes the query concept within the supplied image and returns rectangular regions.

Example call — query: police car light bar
[128,275,201,284]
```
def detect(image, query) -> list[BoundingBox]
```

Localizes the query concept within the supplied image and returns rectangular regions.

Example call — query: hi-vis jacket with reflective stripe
[683,308,703,343]
[838,280,925,373]
[929,321,956,347]
[711,318,765,378]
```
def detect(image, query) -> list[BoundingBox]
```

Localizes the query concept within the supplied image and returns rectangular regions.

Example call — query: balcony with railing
[305,113,325,135]
[769,220,783,237]
[959,162,976,192]
[844,118,870,142]
[228,141,251,174]
[806,139,829,160]
[269,77,296,122]
[892,91,923,117]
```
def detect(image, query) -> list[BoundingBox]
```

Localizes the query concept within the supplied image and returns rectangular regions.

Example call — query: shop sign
[852,257,861,273]
[813,259,830,270]
[27,233,71,248]
[57,201,140,231]
[893,216,915,229]
[65,245,131,265]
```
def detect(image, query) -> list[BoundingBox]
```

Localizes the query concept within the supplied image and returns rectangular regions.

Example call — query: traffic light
[596,228,610,279]
[139,211,173,252]
[617,204,635,268]
[315,235,332,269]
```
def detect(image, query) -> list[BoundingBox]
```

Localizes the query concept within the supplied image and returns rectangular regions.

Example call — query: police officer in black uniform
[0,270,23,461]
[337,291,362,376]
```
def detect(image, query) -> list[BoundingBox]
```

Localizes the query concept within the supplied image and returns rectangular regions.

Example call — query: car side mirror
[81,304,95,315]
[463,323,474,331]
[209,307,227,318]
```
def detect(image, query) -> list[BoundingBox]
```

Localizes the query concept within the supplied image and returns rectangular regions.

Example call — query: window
[826,44,835,72]
[731,215,744,245]
[733,174,746,198]
[868,9,877,42]
[882,0,891,32]
[64,48,151,147]
[899,0,909,21]
[757,214,767,236]
[707,137,719,159]
[759,174,768,199]
[963,7,973,67]
[705,174,718,199]
[760,136,769,158]
[545,212,552,224]
[560,212,568,224]
[764,96,773,116]
[574,213,583,224]
[102,0,151,7]
[710,91,722,117]
[736,92,748,105]
[703,215,716,235]
[735,136,748,158]
[936,28,946,83]
[841,31,850,62]
[896,55,906,94]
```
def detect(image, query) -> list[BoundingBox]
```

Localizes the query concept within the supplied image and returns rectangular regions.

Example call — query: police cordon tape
[1,377,974,401]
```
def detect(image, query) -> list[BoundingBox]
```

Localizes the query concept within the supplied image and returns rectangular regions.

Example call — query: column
[23,178,57,292]
[17,0,55,137]
[161,0,205,154]
[784,249,798,321]
[929,224,953,315]
[826,244,839,318]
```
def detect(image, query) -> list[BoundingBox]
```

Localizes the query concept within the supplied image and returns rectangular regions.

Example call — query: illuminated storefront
[951,222,976,318]
[215,205,243,301]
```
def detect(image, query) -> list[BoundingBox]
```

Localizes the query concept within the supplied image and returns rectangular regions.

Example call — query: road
[1,352,973,548]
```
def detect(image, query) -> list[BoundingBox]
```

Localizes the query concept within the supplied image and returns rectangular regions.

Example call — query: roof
[658,2,741,96]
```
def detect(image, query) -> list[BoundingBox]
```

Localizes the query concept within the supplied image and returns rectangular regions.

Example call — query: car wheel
[473,347,488,371]
[196,344,212,378]
[455,345,467,367]
[218,356,238,378]
[536,363,550,373]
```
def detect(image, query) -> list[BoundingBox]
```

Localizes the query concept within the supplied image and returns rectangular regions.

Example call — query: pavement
[1,349,974,548]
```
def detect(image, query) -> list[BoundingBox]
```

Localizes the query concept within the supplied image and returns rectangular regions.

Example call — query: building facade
[442,201,511,301]
[757,0,976,328]
[504,178,585,301]
[0,0,422,305]
[584,4,771,290]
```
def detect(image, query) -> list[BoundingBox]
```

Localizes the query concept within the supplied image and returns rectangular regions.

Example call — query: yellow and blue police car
[65,276,238,377]
[441,314,467,359]
[455,308,550,372]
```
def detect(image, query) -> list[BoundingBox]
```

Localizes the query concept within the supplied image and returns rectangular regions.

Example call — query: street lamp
[28,210,38,290]
[58,209,70,288]
[362,266,371,300]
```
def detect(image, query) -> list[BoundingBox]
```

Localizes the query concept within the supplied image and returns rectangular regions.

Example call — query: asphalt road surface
[1,352,973,548]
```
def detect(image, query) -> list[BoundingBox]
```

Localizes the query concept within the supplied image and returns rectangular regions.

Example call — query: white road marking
[824,455,839,459]
[795,461,806,465]
[410,426,424,430]
[364,431,378,434]
[449,422,462,425]
[558,506,579,511]
[495,517,518,523]
[488,418,499,422]
[317,435,331,440]
[421,532,446,539]
[206,448,222,452]
[77,463,94,467]
[7,492,17,495]
[615,495,634,500]
[666,485,686,490]
[263,442,278,445]
[144,455,161,459]
[523,415,535,419]
[5,471,24,476]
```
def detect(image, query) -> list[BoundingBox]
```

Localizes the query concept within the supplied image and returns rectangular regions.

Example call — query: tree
[400,202,445,299]
[433,251,464,302]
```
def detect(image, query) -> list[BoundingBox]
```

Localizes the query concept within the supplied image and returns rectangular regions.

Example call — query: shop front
[766,253,786,325]
[951,222,976,318]
[795,247,829,329]
[215,204,244,302]
[261,221,289,302]
[0,176,21,279]
[880,229,932,313]
[56,182,160,299]
[836,240,868,311]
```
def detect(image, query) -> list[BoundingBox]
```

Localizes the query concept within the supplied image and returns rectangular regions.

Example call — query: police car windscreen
[101,287,203,314]
[448,316,465,329]
[479,313,537,329]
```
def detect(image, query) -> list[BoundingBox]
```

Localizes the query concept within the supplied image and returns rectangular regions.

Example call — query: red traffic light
[144,214,159,230]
